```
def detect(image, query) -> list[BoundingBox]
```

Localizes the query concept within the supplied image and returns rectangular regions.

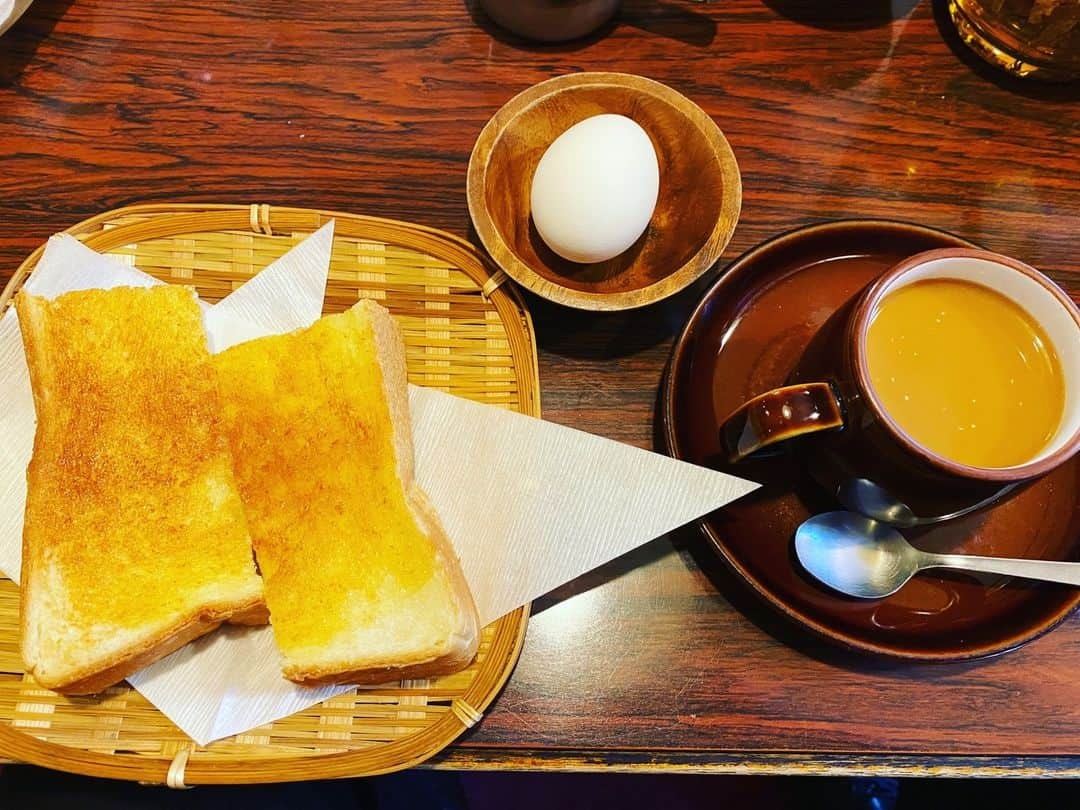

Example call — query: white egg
[530,114,660,264]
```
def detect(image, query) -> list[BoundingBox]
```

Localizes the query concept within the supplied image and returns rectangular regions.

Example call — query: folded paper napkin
[0,225,757,744]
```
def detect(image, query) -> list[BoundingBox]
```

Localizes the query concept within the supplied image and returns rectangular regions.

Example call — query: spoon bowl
[795,512,920,598]
[796,511,1080,600]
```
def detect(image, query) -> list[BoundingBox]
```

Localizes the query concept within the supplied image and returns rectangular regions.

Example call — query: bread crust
[282,302,479,685]
[30,593,265,695]
[213,300,480,686]
[16,288,265,695]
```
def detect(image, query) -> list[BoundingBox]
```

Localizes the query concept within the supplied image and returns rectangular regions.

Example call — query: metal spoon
[795,511,1080,599]
[836,477,1021,528]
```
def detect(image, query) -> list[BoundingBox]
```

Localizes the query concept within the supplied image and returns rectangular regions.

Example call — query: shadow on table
[0,0,75,87]
[760,0,920,30]
[465,213,730,362]
[929,0,1080,102]
[517,262,724,362]
[464,0,716,51]
[620,0,718,46]
[531,536,673,615]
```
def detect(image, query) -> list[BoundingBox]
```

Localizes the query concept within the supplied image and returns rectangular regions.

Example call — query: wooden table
[2,0,1078,779]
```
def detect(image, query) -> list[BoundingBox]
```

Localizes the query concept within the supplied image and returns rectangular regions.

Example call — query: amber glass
[949,0,1080,80]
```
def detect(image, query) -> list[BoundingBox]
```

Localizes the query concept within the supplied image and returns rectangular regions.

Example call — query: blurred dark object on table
[475,0,715,42]
[477,0,621,41]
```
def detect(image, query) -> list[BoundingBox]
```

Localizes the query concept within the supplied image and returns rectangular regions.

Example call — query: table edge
[423,748,1080,778]
[5,749,1079,779]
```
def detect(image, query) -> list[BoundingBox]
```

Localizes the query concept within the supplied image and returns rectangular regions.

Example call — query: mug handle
[719,382,846,462]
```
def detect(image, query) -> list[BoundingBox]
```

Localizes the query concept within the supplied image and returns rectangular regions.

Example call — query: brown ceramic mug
[718,248,1080,521]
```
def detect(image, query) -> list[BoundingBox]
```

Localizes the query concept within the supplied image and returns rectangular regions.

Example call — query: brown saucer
[662,220,1080,660]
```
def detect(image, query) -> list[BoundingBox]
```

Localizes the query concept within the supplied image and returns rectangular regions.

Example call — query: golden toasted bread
[16,286,265,694]
[214,300,479,685]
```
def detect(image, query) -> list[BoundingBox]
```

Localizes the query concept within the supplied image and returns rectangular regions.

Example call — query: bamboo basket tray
[0,203,538,786]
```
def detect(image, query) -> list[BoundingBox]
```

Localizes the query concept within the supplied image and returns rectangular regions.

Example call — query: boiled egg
[530,114,660,264]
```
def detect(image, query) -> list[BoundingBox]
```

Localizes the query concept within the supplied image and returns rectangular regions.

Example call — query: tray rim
[0,202,537,784]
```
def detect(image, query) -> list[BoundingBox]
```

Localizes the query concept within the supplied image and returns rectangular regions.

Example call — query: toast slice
[16,286,265,694]
[213,300,479,685]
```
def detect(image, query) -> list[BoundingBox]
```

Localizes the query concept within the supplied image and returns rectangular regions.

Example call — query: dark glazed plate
[662,220,1080,660]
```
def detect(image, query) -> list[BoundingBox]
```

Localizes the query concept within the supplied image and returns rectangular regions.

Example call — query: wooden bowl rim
[467,72,742,312]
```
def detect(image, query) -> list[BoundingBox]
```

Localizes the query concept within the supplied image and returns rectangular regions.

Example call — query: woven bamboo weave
[0,204,537,785]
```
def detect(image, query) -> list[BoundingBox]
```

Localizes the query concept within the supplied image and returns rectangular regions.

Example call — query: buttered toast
[16,286,265,694]
[214,300,479,685]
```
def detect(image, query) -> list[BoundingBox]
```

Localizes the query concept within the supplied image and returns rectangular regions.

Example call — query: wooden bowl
[468,72,742,311]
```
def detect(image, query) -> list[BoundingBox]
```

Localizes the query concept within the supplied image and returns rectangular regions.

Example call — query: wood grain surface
[1,0,1078,774]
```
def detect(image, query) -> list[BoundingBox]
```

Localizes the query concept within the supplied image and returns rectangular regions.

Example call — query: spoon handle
[922,552,1080,587]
